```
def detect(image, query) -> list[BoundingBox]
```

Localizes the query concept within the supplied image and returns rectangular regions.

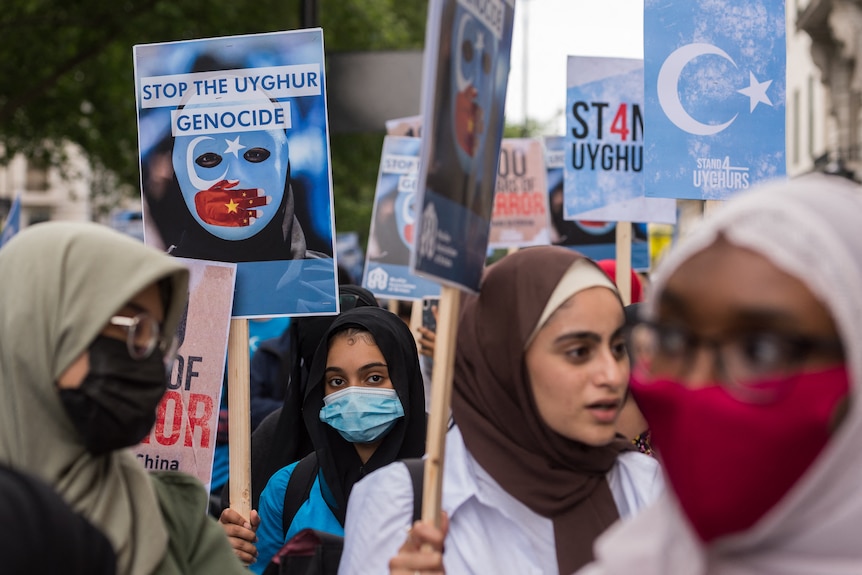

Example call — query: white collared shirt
[339,427,664,575]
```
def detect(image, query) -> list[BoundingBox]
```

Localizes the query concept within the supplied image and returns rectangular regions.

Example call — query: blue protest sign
[134,30,338,317]
[364,136,441,300]
[644,0,786,199]
[546,136,650,270]
[565,56,676,224]
[411,0,516,292]
[0,193,21,249]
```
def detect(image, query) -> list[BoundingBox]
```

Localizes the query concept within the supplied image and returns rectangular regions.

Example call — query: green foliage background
[0,0,427,239]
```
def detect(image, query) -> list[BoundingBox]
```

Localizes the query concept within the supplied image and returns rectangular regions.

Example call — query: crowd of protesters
[1,173,860,575]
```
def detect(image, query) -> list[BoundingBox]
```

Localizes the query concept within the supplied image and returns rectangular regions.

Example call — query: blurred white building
[797,0,862,178]
[0,144,92,227]
[788,0,832,176]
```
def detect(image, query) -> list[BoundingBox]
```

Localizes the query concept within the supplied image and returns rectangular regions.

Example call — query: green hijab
[0,222,190,575]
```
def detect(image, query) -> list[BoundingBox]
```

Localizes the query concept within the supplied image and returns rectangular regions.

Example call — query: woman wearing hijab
[340,246,664,575]
[0,222,247,575]
[246,306,427,572]
[577,174,862,574]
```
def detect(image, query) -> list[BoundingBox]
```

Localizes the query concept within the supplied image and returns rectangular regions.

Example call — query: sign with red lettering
[489,138,551,248]
[135,258,236,490]
[565,56,676,224]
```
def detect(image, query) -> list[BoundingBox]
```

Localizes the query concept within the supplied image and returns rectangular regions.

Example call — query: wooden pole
[388,298,400,314]
[228,318,251,518]
[420,285,461,527]
[409,299,423,352]
[615,222,632,306]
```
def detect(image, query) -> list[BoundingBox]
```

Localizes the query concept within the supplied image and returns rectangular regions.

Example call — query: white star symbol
[737,72,773,113]
[224,136,246,158]
[475,31,485,54]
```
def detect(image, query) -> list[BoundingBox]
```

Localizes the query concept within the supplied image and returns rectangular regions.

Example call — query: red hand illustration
[455,85,484,157]
[194,180,270,227]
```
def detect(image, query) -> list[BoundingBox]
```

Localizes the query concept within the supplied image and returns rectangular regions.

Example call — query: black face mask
[58,335,168,456]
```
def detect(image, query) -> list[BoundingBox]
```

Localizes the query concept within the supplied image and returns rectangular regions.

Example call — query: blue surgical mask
[319,387,405,444]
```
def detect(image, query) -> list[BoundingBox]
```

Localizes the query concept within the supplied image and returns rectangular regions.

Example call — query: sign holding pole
[412,0,516,527]
[134,29,341,522]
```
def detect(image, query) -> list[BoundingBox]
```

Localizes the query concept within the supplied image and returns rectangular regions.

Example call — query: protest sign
[0,193,21,249]
[489,138,551,249]
[385,115,423,137]
[364,136,441,300]
[564,56,675,224]
[134,29,338,317]
[644,0,786,199]
[545,136,651,270]
[136,258,236,491]
[411,0,515,527]
[412,0,516,292]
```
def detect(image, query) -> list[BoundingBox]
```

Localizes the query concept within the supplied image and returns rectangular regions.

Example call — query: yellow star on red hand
[225,199,239,213]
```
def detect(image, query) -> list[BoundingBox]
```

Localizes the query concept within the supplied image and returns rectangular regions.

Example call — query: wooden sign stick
[228,318,251,519]
[421,285,461,527]
[615,222,632,306]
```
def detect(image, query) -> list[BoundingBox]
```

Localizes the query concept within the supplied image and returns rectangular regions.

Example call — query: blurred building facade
[797,0,862,178]
[0,144,92,227]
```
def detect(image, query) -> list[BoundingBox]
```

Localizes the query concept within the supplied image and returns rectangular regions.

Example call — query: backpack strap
[401,458,425,524]
[281,452,320,540]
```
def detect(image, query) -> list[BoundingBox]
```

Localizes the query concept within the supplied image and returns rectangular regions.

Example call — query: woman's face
[525,286,628,446]
[323,331,393,396]
[57,282,165,389]
[652,237,843,390]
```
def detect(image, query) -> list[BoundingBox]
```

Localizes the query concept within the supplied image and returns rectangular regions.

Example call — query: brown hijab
[452,246,631,574]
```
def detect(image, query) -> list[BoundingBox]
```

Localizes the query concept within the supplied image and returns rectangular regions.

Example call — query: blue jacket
[252,460,344,574]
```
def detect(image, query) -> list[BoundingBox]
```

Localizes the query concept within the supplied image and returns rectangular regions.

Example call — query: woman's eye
[244,147,271,163]
[739,335,785,369]
[658,327,690,356]
[195,152,222,168]
[367,374,386,384]
[327,378,345,388]
[611,341,628,359]
[566,346,591,361]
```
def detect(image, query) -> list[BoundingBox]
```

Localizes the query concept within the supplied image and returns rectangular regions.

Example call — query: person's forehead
[661,240,836,333]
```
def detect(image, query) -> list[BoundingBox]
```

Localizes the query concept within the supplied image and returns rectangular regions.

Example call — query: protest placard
[564,56,676,224]
[489,137,551,249]
[644,0,786,199]
[412,0,516,292]
[364,136,441,300]
[0,193,21,248]
[411,0,515,526]
[135,258,236,491]
[545,136,651,270]
[134,29,338,317]
[385,115,423,137]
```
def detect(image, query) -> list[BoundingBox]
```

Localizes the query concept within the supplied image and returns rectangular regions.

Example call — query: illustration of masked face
[451,5,498,172]
[171,83,289,241]
[394,189,416,248]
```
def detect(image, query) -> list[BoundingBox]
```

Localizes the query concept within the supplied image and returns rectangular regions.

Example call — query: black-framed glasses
[629,321,845,402]
[109,312,177,362]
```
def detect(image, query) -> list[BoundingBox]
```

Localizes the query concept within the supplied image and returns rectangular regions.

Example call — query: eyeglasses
[109,312,178,362]
[629,322,845,402]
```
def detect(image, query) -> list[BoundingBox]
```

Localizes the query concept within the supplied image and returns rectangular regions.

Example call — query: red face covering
[631,365,849,542]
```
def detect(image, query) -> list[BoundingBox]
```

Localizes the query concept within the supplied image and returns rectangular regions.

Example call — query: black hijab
[303,307,427,524]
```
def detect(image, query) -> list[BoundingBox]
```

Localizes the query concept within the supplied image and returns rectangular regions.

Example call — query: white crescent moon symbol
[455,12,473,92]
[657,43,738,136]
[186,136,228,190]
